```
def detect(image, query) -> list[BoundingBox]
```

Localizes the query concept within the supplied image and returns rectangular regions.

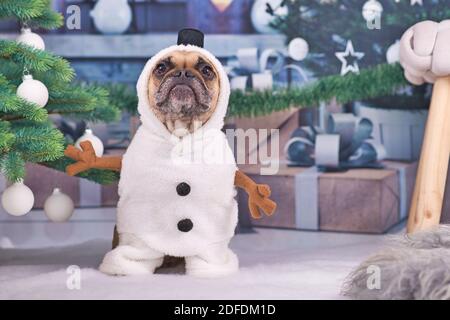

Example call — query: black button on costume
[176,182,191,196]
[177,219,194,232]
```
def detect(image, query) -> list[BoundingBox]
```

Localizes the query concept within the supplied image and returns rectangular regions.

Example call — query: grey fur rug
[342,225,450,300]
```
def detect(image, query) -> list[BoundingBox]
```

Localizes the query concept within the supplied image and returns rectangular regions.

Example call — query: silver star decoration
[335,40,365,76]
[410,0,423,5]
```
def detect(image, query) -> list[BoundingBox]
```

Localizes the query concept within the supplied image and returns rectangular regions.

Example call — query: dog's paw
[185,249,238,278]
[99,246,164,276]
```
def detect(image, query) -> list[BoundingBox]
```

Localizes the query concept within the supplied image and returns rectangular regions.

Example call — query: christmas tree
[0,0,121,184]
[267,0,450,109]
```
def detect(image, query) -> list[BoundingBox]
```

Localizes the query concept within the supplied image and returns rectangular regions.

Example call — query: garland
[228,63,408,118]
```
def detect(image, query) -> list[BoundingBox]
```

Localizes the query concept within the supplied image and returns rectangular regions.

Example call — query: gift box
[238,161,418,234]
[233,108,299,133]
[357,105,428,161]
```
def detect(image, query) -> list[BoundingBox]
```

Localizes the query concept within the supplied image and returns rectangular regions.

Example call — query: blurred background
[1,0,450,249]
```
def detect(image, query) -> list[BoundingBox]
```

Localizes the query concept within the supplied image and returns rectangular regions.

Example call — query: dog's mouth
[170,84,195,100]
[155,80,211,117]
[166,84,200,115]
[152,70,215,137]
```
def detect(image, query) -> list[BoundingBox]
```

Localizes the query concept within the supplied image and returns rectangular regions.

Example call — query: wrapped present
[238,161,418,234]
[226,47,286,91]
[357,105,427,161]
[285,113,387,169]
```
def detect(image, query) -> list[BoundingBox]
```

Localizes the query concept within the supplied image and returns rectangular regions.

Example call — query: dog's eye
[155,63,167,75]
[201,65,214,78]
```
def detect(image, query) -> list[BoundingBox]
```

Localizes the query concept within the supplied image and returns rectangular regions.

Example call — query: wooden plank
[407,76,450,233]
[0,34,286,58]
[319,170,398,233]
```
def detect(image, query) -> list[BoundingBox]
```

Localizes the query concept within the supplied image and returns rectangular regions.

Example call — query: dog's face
[148,50,220,136]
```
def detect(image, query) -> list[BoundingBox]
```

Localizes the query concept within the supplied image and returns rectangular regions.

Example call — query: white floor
[0,207,401,300]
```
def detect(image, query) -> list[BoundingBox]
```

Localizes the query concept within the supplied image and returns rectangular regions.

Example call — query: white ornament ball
[0,237,14,249]
[90,0,132,35]
[75,129,104,157]
[16,28,45,50]
[251,0,288,34]
[1,180,35,216]
[44,188,74,222]
[288,38,309,61]
[17,74,49,108]
[386,40,400,64]
[362,0,383,22]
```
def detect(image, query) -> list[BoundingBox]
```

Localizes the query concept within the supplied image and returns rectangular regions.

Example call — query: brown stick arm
[64,141,123,176]
[234,170,277,219]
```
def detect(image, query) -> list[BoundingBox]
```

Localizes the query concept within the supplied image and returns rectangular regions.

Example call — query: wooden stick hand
[235,170,277,219]
[64,141,122,176]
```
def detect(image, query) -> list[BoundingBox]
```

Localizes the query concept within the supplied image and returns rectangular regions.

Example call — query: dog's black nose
[184,70,195,78]
[177,219,193,232]
[174,70,195,78]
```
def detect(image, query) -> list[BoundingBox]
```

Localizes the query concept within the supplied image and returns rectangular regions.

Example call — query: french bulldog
[148,50,220,137]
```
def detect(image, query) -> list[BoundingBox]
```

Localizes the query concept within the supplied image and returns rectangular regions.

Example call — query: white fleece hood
[115,44,238,260]
[136,44,231,141]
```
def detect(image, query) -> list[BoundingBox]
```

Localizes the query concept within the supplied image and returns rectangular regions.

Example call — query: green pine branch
[0,74,48,121]
[25,1,63,30]
[0,151,25,182]
[46,84,121,123]
[0,120,14,151]
[228,63,408,118]
[103,83,138,115]
[0,0,124,184]
[0,0,62,29]
[0,0,47,21]
[10,121,65,163]
[0,40,74,83]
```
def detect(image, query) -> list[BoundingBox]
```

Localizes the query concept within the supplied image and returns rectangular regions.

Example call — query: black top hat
[177,28,204,48]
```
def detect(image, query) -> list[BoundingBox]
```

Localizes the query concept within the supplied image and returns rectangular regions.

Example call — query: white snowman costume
[99,43,239,278]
